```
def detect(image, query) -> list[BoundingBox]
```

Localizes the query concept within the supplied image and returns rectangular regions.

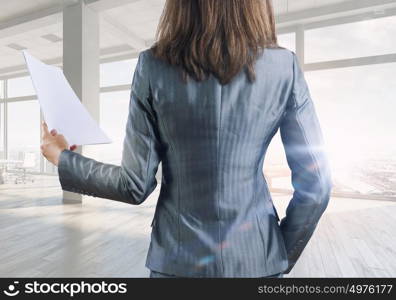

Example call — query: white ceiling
[0,0,63,24]
[0,0,395,78]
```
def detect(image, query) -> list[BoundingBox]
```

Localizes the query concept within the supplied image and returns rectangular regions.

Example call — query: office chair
[14,152,36,184]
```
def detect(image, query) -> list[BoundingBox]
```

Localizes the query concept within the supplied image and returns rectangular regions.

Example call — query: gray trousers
[150,270,284,278]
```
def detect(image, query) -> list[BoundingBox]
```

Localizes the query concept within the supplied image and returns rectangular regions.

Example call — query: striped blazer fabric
[58,47,332,278]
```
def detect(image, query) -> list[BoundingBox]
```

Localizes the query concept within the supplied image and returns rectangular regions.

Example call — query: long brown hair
[151,0,279,85]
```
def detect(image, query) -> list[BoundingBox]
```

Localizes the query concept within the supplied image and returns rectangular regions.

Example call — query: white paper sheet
[23,50,112,146]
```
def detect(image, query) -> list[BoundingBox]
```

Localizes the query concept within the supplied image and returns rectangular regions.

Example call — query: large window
[265,15,396,200]
[1,81,4,159]
[0,80,4,98]
[305,63,396,198]
[0,12,394,198]
[0,58,138,174]
[7,76,35,98]
[0,103,4,159]
[100,59,137,87]
[278,32,296,52]
[305,15,396,63]
[97,58,137,164]
[7,100,41,172]
[98,91,130,164]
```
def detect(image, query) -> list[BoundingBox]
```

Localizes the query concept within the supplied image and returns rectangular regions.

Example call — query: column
[62,0,100,203]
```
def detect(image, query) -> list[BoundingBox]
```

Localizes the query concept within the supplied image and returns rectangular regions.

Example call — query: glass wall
[305,15,396,63]
[265,14,396,200]
[278,32,296,52]
[0,77,43,174]
[98,58,137,164]
[305,63,396,198]
[0,11,394,200]
[0,81,5,159]
[7,100,41,172]
[0,80,4,99]
[0,102,4,159]
[100,59,137,87]
[98,91,130,164]
[0,58,138,176]
[7,76,35,98]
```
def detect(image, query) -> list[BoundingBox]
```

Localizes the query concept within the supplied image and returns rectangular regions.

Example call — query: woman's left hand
[40,121,77,166]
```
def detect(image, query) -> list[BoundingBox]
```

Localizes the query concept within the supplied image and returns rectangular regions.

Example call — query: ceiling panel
[0,0,395,77]
[0,0,64,23]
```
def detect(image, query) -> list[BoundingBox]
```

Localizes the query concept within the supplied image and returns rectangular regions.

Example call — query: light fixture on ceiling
[373,8,386,16]
[41,34,63,43]
[7,43,27,51]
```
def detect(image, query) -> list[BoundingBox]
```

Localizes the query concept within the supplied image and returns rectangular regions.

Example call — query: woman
[41,0,332,278]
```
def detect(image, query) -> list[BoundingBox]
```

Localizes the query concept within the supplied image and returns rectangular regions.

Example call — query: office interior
[0,0,395,277]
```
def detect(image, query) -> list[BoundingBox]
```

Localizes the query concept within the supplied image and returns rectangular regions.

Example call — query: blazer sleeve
[57,51,162,205]
[278,52,333,273]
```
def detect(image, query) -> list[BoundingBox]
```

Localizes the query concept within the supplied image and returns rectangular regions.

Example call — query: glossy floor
[1,175,395,277]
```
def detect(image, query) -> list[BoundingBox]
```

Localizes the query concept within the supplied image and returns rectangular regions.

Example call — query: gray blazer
[58,47,332,278]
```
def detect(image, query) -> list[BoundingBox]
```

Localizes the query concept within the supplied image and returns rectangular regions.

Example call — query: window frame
[275,12,396,201]
[0,11,394,199]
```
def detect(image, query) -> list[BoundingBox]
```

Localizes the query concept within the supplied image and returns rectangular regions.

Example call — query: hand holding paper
[40,121,71,166]
[23,50,111,146]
